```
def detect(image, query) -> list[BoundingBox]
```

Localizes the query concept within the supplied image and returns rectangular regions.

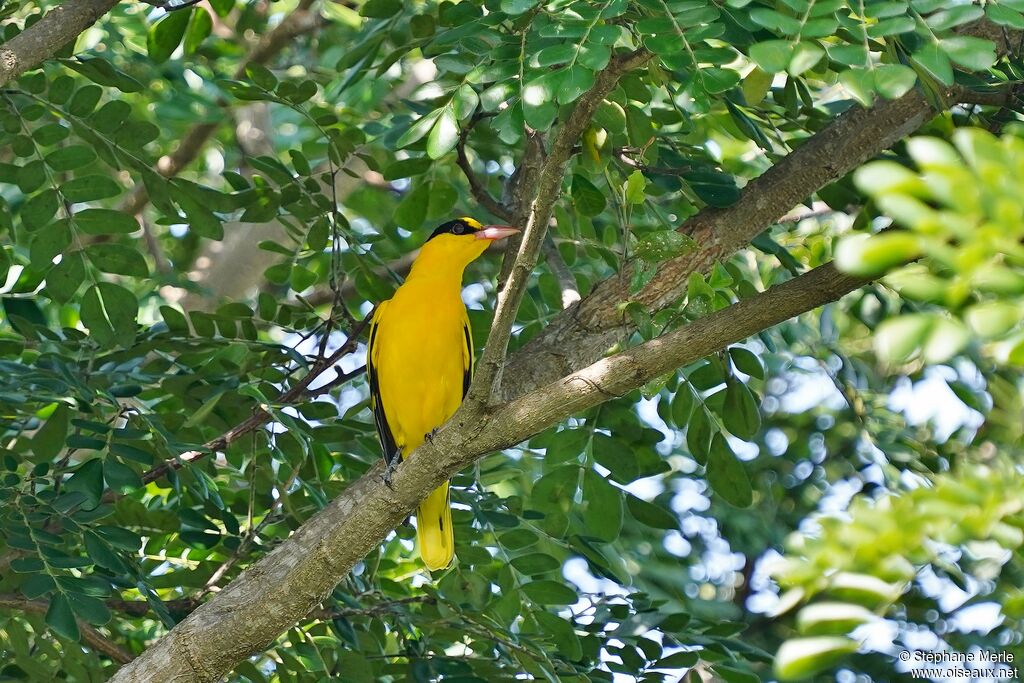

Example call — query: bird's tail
[417,482,454,571]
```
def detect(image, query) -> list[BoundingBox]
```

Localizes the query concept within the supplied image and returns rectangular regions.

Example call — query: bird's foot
[382,456,401,491]
[425,428,440,444]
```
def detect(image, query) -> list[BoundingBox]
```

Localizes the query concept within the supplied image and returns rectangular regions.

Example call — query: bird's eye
[451,223,465,235]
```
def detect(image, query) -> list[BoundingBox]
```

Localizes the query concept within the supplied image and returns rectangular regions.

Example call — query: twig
[542,235,580,309]
[456,121,513,221]
[139,215,172,274]
[107,314,373,498]
[0,594,134,664]
[467,48,653,406]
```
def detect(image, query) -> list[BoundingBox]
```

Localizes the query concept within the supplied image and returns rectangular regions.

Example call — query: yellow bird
[367,217,519,570]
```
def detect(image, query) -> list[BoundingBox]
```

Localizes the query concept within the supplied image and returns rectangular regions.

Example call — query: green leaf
[21,189,59,230]
[987,4,1024,29]
[788,42,823,76]
[32,403,69,460]
[86,244,149,277]
[592,433,640,483]
[396,110,441,148]
[521,580,577,605]
[686,407,713,463]
[748,40,794,73]
[582,469,623,542]
[61,175,122,202]
[148,8,193,63]
[73,208,139,235]
[44,145,96,172]
[913,43,954,86]
[47,251,85,303]
[65,458,105,509]
[625,170,646,204]
[634,230,694,262]
[939,36,997,71]
[534,610,582,661]
[873,64,916,99]
[67,85,102,117]
[500,0,537,15]
[729,347,763,379]
[722,380,760,440]
[834,232,921,278]
[68,592,112,626]
[395,183,430,228]
[45,593,80,642]
[511,553,561,575]
[557,65,595,104]
[774,637,857,681]
[571,174,606,217]
[183,7,213,55]
[705,434,753,507]
[626,494,676,529]
[427,107,459,159]
[360,0,401,18]
[80,282,138,348]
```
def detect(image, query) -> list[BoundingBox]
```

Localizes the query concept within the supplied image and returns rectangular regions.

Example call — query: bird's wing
[367,301,400,465]
[461,311,474,399]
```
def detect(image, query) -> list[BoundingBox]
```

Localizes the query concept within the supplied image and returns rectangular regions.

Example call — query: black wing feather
[367,308,401,465]
[462,320,473,399]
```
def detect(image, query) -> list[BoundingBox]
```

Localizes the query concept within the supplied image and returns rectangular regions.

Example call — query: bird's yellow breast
[371,276,470,456]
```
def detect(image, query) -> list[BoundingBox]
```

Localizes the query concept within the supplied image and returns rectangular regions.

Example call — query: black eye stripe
[427,219,477,241]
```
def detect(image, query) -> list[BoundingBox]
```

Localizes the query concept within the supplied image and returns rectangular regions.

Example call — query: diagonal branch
[0,0,120,88]
[466,48,653,406]
[456,122,512,221]
[499,19,1022,401]
[0,594,134,665]
[108,260,867,683]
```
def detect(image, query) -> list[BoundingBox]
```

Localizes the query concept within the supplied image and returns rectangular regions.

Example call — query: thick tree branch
[0,0,119,88]
[500,20,1020,401]
[109,260,865,683]
[0,594,134,664]
[468,48,653,406]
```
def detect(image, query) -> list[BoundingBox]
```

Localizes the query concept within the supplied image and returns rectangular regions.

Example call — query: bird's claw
[382,455,401,491]
[425,428,440,444]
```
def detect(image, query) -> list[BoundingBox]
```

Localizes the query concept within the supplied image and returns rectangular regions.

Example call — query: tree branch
[456,122,512,221]
[108,259,865,683]
[0,593,134,665]
[467,48,653,406]
[543,236,580,309]
[499,20,1021,401]
[0,0,120,88]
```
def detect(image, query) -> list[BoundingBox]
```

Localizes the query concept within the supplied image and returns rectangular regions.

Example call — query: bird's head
[417,217,520,270]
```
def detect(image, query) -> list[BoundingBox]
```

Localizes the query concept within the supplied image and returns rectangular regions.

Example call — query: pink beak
[475,225,520,241]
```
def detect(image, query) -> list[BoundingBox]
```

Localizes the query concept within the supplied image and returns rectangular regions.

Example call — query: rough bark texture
[0,0,120,87]
[110,261,866,683]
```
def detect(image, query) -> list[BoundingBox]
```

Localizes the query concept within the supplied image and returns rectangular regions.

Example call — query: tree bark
[110,261,866,683]
[0,0,120,88]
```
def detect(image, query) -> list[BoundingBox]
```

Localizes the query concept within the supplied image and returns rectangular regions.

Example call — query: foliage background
[0,0,1023,680]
